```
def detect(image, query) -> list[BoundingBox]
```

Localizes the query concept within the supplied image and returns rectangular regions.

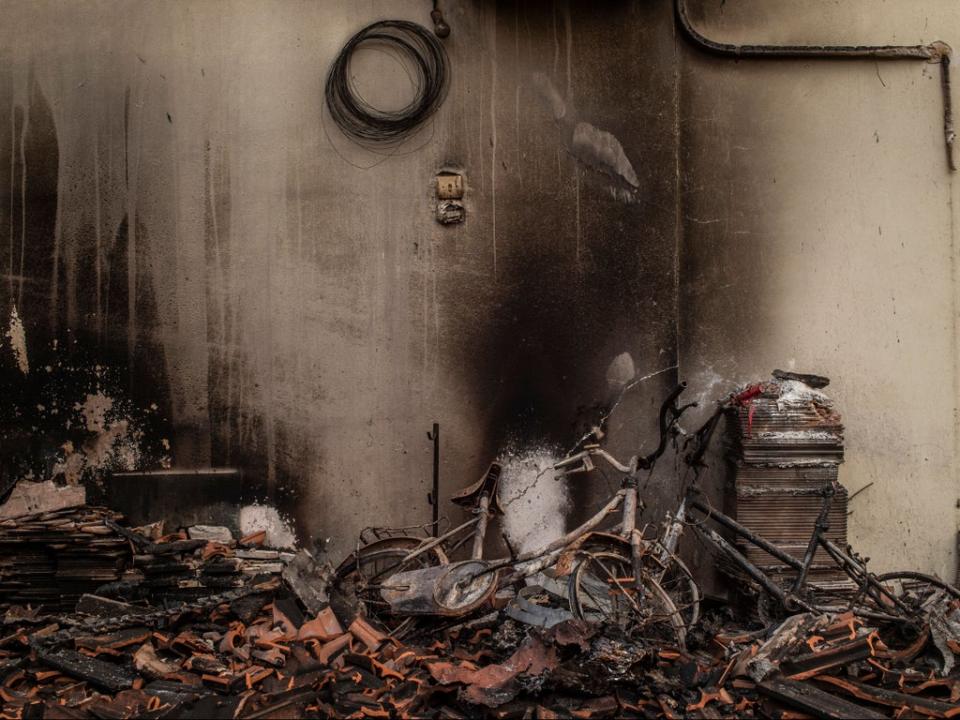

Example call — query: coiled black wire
[325,20,449,149]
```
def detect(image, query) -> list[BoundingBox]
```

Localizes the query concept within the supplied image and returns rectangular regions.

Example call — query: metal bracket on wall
[675,0,955,171]
[431,0,450,38]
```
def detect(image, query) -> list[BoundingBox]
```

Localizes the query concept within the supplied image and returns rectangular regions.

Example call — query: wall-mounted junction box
[436,172,464,200]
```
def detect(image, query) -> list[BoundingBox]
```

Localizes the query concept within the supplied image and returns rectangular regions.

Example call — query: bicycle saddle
[450,462,504,514]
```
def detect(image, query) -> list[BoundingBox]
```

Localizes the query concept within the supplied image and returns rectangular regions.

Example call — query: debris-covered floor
[1,497,960,719]
[2,374,960,718]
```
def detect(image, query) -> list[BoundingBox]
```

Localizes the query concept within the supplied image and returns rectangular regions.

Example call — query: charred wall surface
[0,1,681,558]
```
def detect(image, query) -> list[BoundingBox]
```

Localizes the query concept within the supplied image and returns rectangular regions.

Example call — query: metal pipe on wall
[674,0,955,170]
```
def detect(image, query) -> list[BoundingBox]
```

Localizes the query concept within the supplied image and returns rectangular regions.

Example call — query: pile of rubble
[1,487,959,717]
[102,521,292,605]
[0,505,129,611]
[2,576,960,718]
[0,493,290,611]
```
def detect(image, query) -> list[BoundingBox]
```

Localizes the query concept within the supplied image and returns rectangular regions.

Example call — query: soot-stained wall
[0,0,681,557]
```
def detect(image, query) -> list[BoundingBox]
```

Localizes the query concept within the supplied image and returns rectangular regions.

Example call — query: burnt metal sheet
[757,677,885,719]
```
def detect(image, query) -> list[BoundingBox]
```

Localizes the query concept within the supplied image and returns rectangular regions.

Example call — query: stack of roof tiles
[0,486,291,611]
[728,376,850,591]
[0,506,129,611]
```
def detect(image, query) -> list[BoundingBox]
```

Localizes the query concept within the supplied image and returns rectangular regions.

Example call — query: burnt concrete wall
[0,1,681,558]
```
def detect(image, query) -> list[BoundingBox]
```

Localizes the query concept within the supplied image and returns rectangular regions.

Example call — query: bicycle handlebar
[553,448,633,476]
[554,382,694,477]
[636,381,690,470]
[683,382,765,469]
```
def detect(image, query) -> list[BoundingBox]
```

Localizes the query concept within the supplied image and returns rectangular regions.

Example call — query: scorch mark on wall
[44,367,171,487]
[0,1,683,560]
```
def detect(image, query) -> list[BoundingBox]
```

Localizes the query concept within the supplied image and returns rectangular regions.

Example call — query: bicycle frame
[672,485,917,623]
[384,487,633,582]
[347,382,692,622]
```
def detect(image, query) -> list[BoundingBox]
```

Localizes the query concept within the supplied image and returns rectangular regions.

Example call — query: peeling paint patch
[6,307,29,375]
[53,411,145,485]
[0,338,171,487]
[80,391,113,433]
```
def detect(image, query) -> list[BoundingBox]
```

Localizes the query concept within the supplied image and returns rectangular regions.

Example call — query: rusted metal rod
[428,423,440,536]
[689,496,805,572]
[675,0,956,171]
[401,516,479,564]
[471,494,491,560]
[790,485,834,595]
[516,489,626,563]
[487,490,627,582]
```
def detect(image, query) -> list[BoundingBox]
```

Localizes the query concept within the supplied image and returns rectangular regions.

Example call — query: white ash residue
[755,430,839,442]
[776,380,832,407]
[239,503,297,549]
[691,366,728,409]
[6,306,28,375]
[498,446,569,556]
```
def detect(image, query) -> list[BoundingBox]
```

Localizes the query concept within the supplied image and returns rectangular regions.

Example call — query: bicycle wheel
[568,550,686,647]
[331,538,447,634]
[871,571,960,617]
[646,543,702,629]
[574,535,701,630]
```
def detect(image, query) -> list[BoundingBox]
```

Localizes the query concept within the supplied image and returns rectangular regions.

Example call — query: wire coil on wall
[325,20,449,149]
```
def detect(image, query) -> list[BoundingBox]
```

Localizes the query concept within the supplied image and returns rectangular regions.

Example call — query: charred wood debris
[1,384,960,718]
[3,504,959,720]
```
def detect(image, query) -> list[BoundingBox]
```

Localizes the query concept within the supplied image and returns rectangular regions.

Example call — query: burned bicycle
[655,385,960,630]
[556,380,960,645]
[330,384,698,646]
[332,375,960,651]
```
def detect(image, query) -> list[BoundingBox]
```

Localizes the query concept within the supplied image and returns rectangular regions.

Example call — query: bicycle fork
[471,493,492,560]
[658,498,688,565]
[621,478,652,601]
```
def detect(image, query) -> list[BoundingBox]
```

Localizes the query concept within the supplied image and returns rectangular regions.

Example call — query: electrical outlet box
[436,173,464,200]
[436,200,465,224]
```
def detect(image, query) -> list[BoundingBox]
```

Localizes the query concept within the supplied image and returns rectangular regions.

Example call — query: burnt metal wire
[324,20,449,149]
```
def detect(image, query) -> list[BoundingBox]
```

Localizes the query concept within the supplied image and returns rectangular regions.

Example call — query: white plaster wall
[680,0,960,580]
